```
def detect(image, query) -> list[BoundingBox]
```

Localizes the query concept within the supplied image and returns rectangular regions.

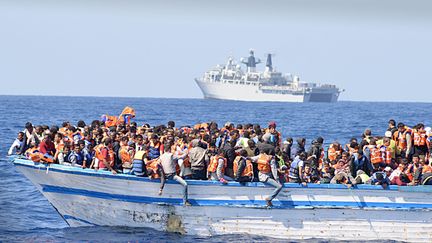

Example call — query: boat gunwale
[11,157,432,192]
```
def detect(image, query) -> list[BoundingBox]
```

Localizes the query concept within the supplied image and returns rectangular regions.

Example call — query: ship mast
[241,49,261,73]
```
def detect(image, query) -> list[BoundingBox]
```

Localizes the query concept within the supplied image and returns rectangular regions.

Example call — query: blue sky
[1,0,431,102]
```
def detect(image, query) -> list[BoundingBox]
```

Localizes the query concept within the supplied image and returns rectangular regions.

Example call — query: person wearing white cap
[377,131,397,159]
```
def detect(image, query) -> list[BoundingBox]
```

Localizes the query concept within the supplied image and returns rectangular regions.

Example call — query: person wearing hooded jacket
[308,137,324,170]
[291,138,306,159]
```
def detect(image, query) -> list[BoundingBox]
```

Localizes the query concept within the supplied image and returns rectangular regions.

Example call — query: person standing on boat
[291,138,306,159]
[158,143,191,206]
[188,139,209,180]
[289,152,307,184]
[249,151,283,207]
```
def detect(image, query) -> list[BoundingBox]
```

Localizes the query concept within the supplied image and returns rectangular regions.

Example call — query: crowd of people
[8,107,432,206]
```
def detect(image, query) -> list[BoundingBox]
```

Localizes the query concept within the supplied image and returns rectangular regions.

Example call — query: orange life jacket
[369,146,383,164]
[117,106,136,125]
[59,127,68,135]
[422,165,432,174]
[208,155,227,173]
[393,130,411,150]
[95,144,114,168]
[104,115,119,128]
[26,147,41,162]
[233,156,253,177]
[257,154,272,173]
[119,145,133,164]
[146,159,160,179]
[413,131,427,146]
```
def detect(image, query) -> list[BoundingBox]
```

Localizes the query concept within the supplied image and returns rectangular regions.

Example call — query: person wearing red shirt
[39,132,56,156]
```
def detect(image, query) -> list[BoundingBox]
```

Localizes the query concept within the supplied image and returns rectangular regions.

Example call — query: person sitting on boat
[38,131,55,163]
[19,122,38,154]
[148,134,162,160]
[349,150,373,178]
[53,133,65,162]
[233,149,254,183]
[158,143,191,206]
[409,157,432,186]
[25,142,42,162]
[330,170,356,186]
[289,152,307,184]
[208,149,232,183]
[319,161,335,184]
[130,145,146,176]
[68,142,85,168]
[368,171,391,188]
[188,139,209,180]
[95,138,117,174]
[82,142,95,169]
[327,141,343,165]
[302,163,319,183]
[34,126,45,145]
[8,131,24,156]
[58,144,72,165]
[354,170,370,184]
[119,137,135,174]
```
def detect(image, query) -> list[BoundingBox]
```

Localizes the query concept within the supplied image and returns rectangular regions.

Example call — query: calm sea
[1,95,431,242]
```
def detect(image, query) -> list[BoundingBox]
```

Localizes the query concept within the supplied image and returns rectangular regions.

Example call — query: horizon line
[0,94,430,104]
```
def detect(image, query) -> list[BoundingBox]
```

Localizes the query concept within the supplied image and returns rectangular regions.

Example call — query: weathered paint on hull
[13,158,432,242]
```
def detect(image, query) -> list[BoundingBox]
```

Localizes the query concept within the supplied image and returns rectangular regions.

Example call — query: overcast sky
[1,0,431,102]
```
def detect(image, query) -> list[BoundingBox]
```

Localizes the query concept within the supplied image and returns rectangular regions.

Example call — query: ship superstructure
[195,50,343,102]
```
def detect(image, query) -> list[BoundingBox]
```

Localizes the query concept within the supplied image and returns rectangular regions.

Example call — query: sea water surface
[1,95,431,242]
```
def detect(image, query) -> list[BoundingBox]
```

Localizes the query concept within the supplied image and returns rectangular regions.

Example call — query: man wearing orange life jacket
[249,150,283,207]
[25,142,42,162]
[233,150,254,182]
[412,123,430,161]
[53,133,65,162]
[94,138,116,174]
[363,139,384,171]
[405,154,421,183]
[409,156,432,185]
[208,150,232,183]
[392,123,412,159]
[119,137,135,173]
[379,137,394,168]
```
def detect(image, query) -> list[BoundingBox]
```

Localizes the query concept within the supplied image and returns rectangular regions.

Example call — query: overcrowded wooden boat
[13,157,432,242]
